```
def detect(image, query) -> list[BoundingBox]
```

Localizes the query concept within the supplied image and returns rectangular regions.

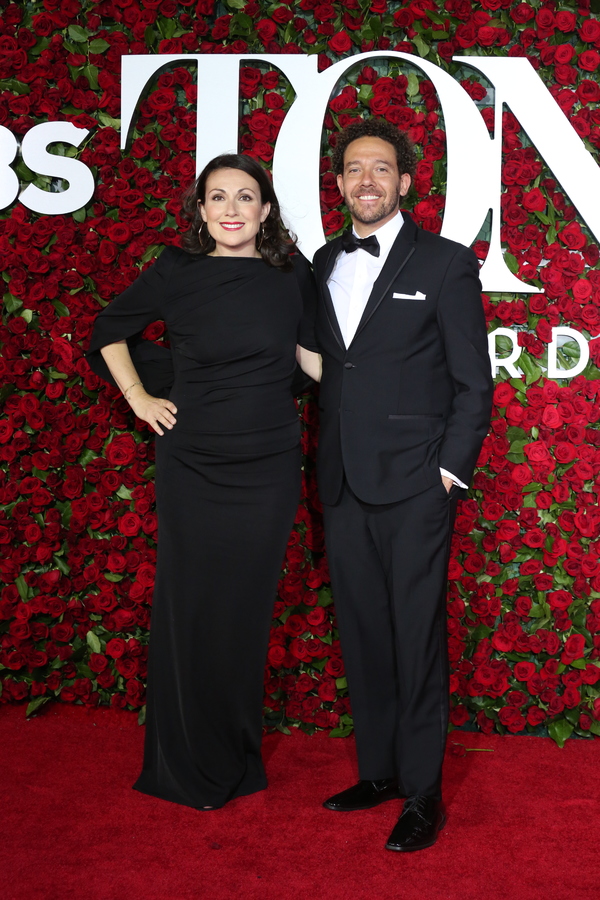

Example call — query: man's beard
[345,188,401,226]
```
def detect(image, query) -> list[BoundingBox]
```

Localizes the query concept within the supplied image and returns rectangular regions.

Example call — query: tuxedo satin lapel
[319,237,345,351]
[350,218,418,345]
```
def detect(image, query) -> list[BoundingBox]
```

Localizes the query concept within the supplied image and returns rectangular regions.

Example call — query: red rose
[105,638,127,659]
[514,661,536,682]
[105,434,137,467]
[493,382,516,407]
[50,623,74,642]
[547,590,572,612]
[526,706,547,726]
[577,80,600,104]
[558,221,586,249]
[324,656,345,677]
[118,513,142,537]
[578,50,600,72]
[322,211,346,235]
[522,188,546,212]
[328,31,352,54]
[523,441,551,463]
[256,19,277,42]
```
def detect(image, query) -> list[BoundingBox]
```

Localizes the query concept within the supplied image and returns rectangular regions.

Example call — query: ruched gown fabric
[87,247,315,809]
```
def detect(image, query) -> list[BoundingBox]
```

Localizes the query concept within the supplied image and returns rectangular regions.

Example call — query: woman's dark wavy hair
[180,153,296,270]
[332,118,417,183]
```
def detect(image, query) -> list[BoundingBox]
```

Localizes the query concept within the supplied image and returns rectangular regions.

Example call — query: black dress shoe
[385,796,446,852]
[323,779,401,811]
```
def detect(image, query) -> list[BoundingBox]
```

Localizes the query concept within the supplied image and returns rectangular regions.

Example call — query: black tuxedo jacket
[312,215,494,506]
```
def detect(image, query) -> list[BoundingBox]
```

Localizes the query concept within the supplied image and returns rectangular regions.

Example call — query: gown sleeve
[86,246,179,398]
[290,251,319,396]
[293,251,319,353]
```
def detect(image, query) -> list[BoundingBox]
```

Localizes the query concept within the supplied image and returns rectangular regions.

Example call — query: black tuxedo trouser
[322,479,459,800]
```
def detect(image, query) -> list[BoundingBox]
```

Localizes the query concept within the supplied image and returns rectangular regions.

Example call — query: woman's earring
[198,220,207,240]
[257,223,264,250]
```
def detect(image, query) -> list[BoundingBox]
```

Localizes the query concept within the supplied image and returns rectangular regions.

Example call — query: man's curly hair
[332,118,417,182]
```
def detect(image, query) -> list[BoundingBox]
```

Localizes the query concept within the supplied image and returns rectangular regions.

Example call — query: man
[312,119,493,852]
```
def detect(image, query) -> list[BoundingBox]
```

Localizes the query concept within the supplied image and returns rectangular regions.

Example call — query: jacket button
[344,362,354,369]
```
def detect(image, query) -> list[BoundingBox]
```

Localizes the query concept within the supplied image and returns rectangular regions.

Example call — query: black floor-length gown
[87,246,315,809]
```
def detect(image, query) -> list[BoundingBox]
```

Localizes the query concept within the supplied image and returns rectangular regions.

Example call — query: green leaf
[143,465,156,479]
[97,113,121,128]
[89,39,110,54]
[406,71,420,98]
[20,309,33,323]
[329,725,354,738]
[53,555,71,576]
[68,24,89,42]
[86,630,102,653]
[425,9,446,23]
[138,705,146,725]
[79,448,98,466]
[72,207,87,223]
[3,293,23,314]
[528,604,545,618]
[335,677,347,690]
[317,588,333,607]
[368,15,383,37]
[503,252,519,274]
[277,606,296,624]
[311,657,328,672]
[52,299,70,317]
[141,244,160,264]
[15,575,29,601]
[0,79,30,95]
[570,658,587,669]
[357,84,374,103]
[508,378,527,396]
[547,717,574,748]
[412,34,430,57]
[26,696,51,717]
[117,485,133,501]
[231,12,253,35]
[57,501,72,529]
[104,573,123,583]
[30,37,51,57]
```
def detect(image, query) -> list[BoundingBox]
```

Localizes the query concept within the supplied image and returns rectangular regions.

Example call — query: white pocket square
[393,291,427,300]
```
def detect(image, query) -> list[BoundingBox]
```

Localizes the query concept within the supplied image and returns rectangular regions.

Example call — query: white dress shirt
[327,211,466,489]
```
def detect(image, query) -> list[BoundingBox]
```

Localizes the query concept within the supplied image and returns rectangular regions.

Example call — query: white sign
[3,52,600,298]
[120,52,600,293]
[489,327,590,379]
[0,121,94,214]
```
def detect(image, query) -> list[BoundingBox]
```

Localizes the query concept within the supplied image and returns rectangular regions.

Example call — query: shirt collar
[351,211,404,259]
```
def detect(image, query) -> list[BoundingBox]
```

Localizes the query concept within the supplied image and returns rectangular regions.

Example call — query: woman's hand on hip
[127,385,177,435]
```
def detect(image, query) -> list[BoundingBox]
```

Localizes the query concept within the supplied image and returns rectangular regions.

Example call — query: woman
[87,154,321,810]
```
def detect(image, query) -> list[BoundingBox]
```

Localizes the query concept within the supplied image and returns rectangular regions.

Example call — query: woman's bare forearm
[100,340,177,435]
[296,345,322,383]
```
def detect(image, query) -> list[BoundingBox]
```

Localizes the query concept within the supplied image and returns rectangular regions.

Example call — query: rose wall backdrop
[2,0,600,746]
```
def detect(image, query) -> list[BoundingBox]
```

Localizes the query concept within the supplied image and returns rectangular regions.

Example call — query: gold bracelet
[123,380,142,400]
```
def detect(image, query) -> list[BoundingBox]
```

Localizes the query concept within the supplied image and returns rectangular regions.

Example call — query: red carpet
[1,703,599,900]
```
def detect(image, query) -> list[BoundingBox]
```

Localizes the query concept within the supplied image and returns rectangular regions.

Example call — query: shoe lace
[403,795,429,820]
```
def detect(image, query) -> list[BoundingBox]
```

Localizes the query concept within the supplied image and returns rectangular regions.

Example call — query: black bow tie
[341,230,380,258]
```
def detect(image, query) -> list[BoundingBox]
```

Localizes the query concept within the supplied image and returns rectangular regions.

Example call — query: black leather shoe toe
[385,796,446,852]
[323,779,401,811]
